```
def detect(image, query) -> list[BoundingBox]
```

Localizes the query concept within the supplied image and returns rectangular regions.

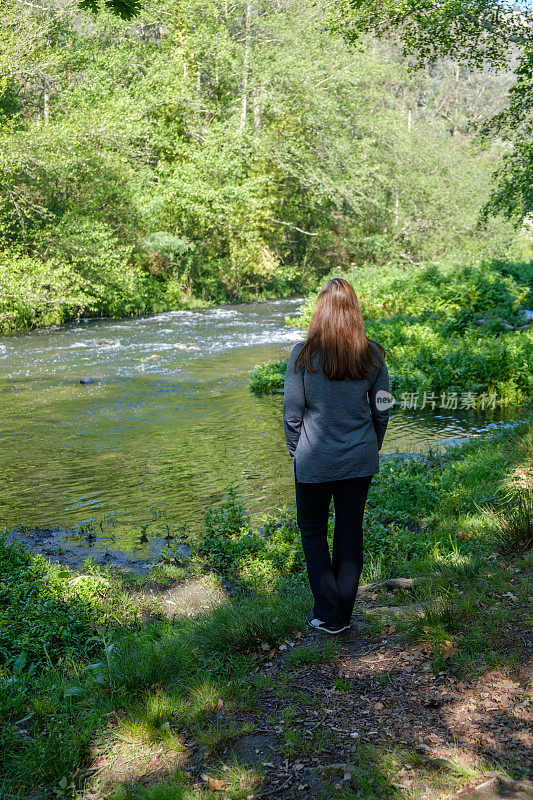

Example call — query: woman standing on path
[283,277,390,634]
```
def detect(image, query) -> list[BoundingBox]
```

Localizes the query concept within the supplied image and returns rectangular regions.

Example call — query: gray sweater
[283,341,390,483]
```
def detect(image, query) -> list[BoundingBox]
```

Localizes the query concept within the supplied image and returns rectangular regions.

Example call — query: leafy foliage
[0,0,522,331]
[0,546,83,673]
[331,0,533,223]
[480,48,533,224]
[251,259,533,406]
[0,540,116,674]
[248,359,287,394]
[78,0,143,18]
[333,1,531,68]
[199,488,305,588]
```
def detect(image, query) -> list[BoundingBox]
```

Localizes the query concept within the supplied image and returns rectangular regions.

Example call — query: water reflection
[0,299,524,552]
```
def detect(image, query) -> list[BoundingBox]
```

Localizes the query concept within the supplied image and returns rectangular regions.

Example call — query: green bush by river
[250,259,533,408]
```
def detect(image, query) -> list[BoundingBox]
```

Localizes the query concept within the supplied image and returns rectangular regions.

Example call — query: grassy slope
[250,259,533,407]
[0,420,531,798]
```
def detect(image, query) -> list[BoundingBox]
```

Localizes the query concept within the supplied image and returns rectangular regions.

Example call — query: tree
[0,0,522,332]
[78,0,142,18]
[331,1,533,223]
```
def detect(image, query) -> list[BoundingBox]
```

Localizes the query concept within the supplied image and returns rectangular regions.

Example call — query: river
[0,298,523,567]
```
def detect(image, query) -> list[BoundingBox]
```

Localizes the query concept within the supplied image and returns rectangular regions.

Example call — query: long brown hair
[294,277,385,380]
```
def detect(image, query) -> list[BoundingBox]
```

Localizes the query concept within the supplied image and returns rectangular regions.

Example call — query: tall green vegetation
[0,0,521,332]
[250,259,533,407]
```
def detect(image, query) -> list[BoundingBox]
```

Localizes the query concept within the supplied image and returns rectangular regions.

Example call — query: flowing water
[0,298,524,564]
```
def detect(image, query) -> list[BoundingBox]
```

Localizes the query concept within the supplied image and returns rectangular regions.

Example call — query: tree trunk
[453,64,460,136]
[393,187,399,227]
[239,2,251,132]
[252,87,261,129]
[43,76,49,123]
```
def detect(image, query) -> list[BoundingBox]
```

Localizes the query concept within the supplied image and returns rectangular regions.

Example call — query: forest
[0,0,530,331]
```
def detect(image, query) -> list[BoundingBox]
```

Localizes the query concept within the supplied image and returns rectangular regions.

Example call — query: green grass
[250,258,533,407]
[491,487,533,554]
[0,552,310,796]
[401,549,533,678]
[284,641,338,666]
[1,419,531,797]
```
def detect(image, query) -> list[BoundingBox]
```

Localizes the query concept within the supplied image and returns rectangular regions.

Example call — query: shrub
[249,360,287,394]
[199,490,304,588]
[0,540,100,673]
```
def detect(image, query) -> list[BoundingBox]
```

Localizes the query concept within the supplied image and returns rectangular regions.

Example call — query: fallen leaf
[440,640,457,659]
[201,774,227,791]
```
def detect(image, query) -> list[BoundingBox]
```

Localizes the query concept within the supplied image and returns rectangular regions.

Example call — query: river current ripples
[0,298,523,543]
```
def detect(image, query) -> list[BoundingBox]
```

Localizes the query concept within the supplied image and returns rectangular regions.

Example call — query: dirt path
[183,609,533,798]
[83,581,532,800]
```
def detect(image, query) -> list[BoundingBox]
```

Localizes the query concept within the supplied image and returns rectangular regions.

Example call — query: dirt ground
[192,618,532,798]
[83,584,533,800]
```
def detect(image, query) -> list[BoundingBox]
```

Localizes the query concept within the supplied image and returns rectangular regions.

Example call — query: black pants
[295,471,373,627]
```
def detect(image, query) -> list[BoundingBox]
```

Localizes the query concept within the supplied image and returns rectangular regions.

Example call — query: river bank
[3,295,522,543]
[0,451,427,576]
[250,259,533,410]
[1,420,531,798]
[0,253,302,337]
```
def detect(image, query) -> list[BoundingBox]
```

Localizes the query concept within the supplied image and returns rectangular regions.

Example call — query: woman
[283,277,390,635]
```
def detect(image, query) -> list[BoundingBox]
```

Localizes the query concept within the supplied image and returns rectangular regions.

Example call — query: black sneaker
[306,611,350,635]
